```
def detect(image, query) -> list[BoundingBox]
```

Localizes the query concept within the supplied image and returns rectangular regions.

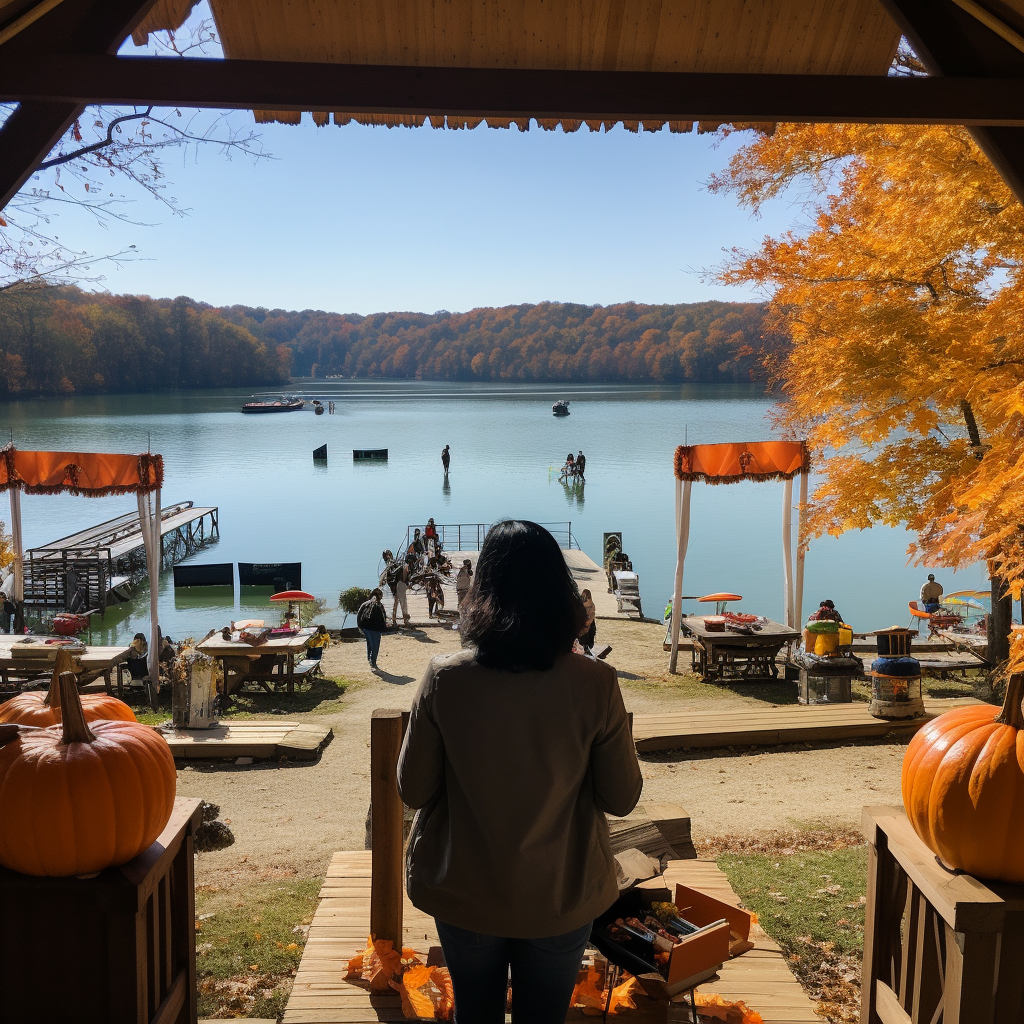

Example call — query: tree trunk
[989,574,1012,665]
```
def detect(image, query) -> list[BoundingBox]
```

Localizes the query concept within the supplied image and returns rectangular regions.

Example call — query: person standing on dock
[381,550,411,628]
[456,559,473,610]
[356,589,387,671]
[441,445,451,475]
[920,574,943,613]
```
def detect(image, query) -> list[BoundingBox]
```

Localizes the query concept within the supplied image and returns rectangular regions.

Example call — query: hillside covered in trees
[0,286,781,396]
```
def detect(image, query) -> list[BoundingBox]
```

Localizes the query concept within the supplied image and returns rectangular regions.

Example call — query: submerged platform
[160,720,332,760]
[282,852,817,1024]
[632,696,985,753]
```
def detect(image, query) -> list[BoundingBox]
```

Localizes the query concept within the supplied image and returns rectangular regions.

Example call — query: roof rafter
[0,0,162,209]
[881,0,1024,201]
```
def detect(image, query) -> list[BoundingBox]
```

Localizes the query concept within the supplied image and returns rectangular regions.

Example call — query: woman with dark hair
[398,520,642,1024]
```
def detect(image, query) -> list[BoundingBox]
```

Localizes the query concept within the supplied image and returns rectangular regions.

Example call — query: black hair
[459,520,586,671]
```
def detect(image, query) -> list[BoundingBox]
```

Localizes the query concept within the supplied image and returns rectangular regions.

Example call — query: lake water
[1,382,986,644]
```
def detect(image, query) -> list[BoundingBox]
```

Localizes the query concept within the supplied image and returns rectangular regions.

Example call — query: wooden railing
[861,807,1024,1024]
[370,709,409,949]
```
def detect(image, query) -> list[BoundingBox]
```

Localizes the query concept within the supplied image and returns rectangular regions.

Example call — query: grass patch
[195,875,321,1020]
[719,845,867,1024]
[127,674,353,726]
[617,671,710,697]
[851,676,989,704]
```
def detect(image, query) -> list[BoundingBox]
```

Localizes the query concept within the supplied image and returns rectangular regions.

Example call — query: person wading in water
[441,445,451,475]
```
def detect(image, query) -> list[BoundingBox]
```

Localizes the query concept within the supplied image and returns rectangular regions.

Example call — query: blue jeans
[361,629,381,665]
[435,919,591,1024]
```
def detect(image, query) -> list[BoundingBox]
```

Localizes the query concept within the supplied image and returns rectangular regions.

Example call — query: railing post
[370,709,405,950]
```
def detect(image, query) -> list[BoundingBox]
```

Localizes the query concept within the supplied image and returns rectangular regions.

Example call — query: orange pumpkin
[902,673,1024,883]
[0,652,176,877]
[0,655,136,727]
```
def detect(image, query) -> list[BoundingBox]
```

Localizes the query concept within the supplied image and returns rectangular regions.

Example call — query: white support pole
[669,479,692,673]
[9,487,23,606]
[138,489,161,690]
[782,477,794,627]
[795,470,808,630]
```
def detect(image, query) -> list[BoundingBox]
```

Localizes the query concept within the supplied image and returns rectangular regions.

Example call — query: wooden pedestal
[861,806,1024,1024]
[0,797,203,1024]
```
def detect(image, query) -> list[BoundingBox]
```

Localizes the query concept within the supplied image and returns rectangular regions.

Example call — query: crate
[797,667,853,704]
[0,797,203,1024]
[861,807,1024,1024]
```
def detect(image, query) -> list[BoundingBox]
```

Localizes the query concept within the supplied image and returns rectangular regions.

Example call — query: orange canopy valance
[674,441,809,484]
[0,447,163,495]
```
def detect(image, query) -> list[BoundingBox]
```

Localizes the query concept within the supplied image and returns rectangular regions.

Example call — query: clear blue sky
[26,16,801,315]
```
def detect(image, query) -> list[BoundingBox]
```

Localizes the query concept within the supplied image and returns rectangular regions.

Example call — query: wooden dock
[282,853,816,1024]
[632,696,985,753]
[23,501,218,612]
[159,720,332,760]
[392,547,635,625]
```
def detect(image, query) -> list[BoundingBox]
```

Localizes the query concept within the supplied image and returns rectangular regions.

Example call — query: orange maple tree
[710,122,1024,597]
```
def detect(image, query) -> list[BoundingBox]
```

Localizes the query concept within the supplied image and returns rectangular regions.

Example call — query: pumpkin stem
[995,673,1024,729]
[43,648,74,711]
[57,659,95,745]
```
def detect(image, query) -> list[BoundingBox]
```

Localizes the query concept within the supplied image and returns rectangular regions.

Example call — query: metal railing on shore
[398,521,579,556]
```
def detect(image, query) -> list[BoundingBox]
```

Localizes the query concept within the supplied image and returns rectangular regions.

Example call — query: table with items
[197,627,316,695]
[681,614,800,682]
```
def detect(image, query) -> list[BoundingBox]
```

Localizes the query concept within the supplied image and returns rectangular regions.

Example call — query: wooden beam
[0,0,160,210]
[882,0,1024,203]
[0,101,82,210]
[4,54,1024,126]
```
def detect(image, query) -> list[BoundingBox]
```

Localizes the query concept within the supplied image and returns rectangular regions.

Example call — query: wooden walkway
[282,852,816,1024]
[159,720,332,760]
[632,696,985,753]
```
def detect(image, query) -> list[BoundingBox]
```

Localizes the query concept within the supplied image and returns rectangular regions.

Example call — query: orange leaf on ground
[696,992,766,1023]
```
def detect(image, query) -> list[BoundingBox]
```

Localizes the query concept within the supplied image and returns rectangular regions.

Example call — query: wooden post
[989,574,1012,665]
[370,709,405,950]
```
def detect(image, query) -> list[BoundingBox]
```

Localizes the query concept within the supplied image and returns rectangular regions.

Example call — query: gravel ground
[178,619,908,884]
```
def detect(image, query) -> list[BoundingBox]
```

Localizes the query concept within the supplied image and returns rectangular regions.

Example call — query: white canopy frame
[668,448,810,674]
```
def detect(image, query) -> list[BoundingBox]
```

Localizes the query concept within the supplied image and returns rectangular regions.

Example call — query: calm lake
[1,381,986,644]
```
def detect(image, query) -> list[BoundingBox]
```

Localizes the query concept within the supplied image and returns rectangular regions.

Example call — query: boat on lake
[241,398,304,413]
[552,400,570,416]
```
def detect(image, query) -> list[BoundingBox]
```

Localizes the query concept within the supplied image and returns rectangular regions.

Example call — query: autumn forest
[0,286,780,396]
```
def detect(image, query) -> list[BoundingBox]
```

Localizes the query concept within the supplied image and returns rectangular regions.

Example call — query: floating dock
[24,501,218,613]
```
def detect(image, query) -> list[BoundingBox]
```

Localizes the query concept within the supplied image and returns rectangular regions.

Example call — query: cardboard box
[674,883,755,956]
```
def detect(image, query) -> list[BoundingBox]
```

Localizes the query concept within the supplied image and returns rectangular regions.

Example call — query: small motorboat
[552,400,570,417]
[241,398,304,413]
[107,575,134,603]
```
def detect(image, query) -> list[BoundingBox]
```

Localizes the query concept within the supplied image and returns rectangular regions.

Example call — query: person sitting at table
[808,599,843,623]
[126,632,149,681]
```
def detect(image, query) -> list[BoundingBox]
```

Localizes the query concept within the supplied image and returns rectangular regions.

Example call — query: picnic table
[197,628,316,695]
[0,636,131,694]
[681,615,801,682]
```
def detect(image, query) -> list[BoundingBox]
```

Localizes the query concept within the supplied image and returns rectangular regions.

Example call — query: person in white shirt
[920,574,943,613]
[0,567,15,633]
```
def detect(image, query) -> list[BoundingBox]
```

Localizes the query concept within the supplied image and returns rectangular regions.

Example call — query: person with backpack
[356,589,388,670]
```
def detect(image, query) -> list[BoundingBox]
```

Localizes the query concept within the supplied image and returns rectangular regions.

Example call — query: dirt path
[179,620,908,884]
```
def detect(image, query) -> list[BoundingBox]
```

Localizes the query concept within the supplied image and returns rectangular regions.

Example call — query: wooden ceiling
[133,0,902,131]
